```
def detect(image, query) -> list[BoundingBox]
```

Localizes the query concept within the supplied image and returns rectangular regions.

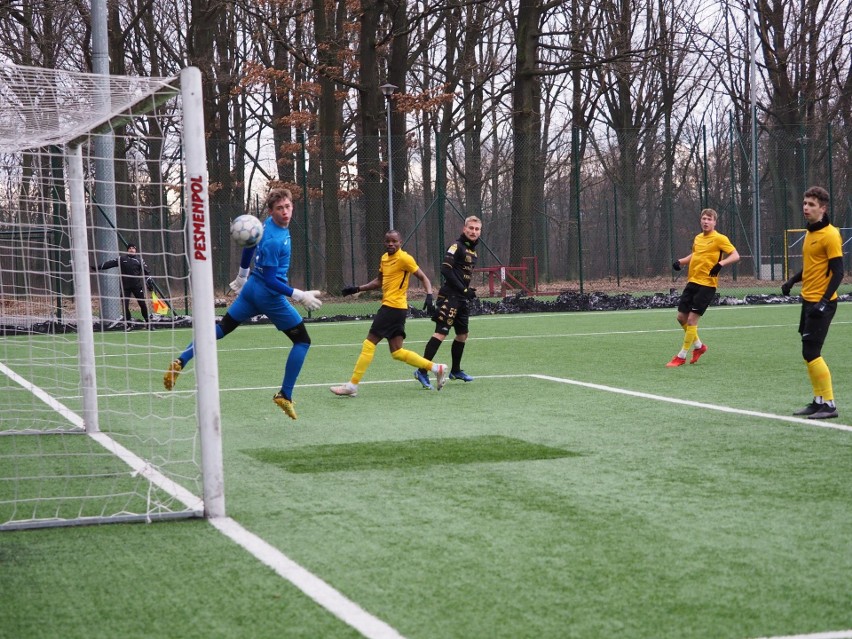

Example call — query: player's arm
[822,257,844,301]
[672,253,692,270]
[229,246,257,292]
[352,272,382,293]
[719,248,740,268]
[412,268,433,296]
[781,270,803,296]
[710,248,741,275]
[440,260,467,293]
[95,258,118,271]
[258,265,321,310]
[413,268,435,312]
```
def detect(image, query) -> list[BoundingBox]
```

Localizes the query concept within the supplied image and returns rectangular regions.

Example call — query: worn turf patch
[244,435,577,473]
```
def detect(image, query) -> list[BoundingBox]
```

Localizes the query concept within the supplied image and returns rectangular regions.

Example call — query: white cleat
[435,364,448,391]
[330,384,358,397]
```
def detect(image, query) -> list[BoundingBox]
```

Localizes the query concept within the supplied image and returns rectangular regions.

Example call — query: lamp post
[380,83,397,229]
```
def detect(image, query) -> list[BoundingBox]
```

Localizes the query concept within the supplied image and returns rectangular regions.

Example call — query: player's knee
[390,348,407,362]
[219,313,240,337]
[284,322,311,345]
[802,341,822,362]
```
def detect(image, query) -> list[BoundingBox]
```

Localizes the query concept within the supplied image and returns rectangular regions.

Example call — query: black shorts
[798,300,837,345]
[433,294,470,336]
[369,305,408,340]
[677,282,716,316]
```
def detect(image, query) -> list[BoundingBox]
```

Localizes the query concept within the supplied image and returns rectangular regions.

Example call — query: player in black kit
[93,244,154,327]
[415,216,482,389]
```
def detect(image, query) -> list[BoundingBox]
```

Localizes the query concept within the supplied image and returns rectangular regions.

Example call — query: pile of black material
[4,292,848,334]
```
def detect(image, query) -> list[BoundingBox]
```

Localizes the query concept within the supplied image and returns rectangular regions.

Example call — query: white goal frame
[0,65,224,529]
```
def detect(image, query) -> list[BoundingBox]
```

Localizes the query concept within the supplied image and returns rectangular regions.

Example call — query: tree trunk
[510,0,543,265]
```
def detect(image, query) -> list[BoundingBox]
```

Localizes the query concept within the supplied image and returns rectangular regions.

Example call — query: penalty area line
[531,374,852,434]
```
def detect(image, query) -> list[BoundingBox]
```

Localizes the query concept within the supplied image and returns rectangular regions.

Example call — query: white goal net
[0,64,223,530]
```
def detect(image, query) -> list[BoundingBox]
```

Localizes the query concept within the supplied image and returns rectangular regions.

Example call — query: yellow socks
[807,357,834,402]
[391,348,433,370]
[682,325,698,354]
[351,339,376,385]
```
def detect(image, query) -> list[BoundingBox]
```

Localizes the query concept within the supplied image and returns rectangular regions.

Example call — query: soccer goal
[0,64,224,530]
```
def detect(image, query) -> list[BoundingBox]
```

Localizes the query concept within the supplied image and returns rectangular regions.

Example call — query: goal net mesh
[0,64,216,530]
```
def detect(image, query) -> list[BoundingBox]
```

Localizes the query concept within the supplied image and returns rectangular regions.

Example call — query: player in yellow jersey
[667,208,740,367]
[781,186,843,419]
[330,230,448,397]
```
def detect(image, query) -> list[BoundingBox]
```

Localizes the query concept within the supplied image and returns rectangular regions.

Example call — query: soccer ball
[230,214,263,247]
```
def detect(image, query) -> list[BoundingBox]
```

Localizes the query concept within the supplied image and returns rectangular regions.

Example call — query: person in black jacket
[415,216,482,389]
[93,244,154,326]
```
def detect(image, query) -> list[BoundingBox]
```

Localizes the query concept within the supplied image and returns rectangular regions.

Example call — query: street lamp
[380,83,397,229]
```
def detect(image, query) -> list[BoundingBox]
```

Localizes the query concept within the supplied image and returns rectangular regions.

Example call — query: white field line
[6,355,847,639]
[0,361,85,428]
[0,363,405,639]
[748,632,852,639]
[210,517,406,639]
[531,374,852,433]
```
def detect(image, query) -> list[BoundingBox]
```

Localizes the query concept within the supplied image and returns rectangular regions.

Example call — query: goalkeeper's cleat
[665,355,686,368]
[163,359,183,390]
[793,401,824,416]
[435,364,448,391]
[273,392,297,420]
[414,369,433,390]
[449,370,474,382]
[689,344,708,364]
[808,403,838,420]
[330,383,358,397]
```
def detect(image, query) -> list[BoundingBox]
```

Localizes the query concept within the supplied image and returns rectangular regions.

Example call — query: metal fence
[228,118,849,300]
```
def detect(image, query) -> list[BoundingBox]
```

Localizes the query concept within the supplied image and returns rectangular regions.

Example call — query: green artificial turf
[2,304,851,638]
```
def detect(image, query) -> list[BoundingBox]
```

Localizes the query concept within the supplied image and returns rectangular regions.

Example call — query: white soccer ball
[230,214,263,247]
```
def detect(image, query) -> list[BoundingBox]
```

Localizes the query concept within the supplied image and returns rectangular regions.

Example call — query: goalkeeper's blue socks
[176,324,226,366]
[280,341,310,401]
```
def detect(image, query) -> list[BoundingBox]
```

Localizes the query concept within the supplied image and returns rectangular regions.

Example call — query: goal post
[0,64,224,530]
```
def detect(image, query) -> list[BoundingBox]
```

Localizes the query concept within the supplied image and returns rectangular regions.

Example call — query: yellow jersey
[801,223,842,302]
[380,248,419,309]
[688,230,736,288]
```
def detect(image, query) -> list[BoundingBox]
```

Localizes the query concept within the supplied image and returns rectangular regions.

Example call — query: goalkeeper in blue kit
[163,188,321,420]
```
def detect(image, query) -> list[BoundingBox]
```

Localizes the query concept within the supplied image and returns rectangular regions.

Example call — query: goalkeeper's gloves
[229,267,250,293]
[781,280,793,296]
[423,294,435,315]
[709,262,722,276]
[291,288,322,311]
[808,297,829,318]
[672,260,681,271]
[463,287,476,300]
[341,285,359,296]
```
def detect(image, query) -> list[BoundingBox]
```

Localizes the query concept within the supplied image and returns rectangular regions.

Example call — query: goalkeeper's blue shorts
[228,276,302,331]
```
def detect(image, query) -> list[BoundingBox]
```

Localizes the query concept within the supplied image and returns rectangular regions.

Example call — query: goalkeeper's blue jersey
[253,217,291,288]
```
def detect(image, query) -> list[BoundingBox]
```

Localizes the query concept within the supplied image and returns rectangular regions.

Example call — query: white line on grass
[749,632,852,639]
[532,374,852,433]
[210,517,406,639]
[0,363,405,638]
